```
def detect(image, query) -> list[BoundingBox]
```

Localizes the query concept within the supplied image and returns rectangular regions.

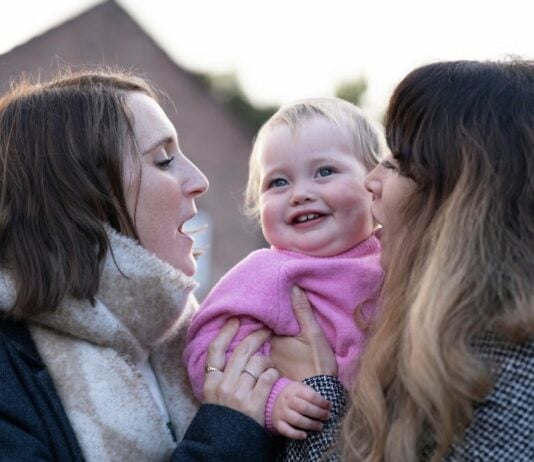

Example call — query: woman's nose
[364,167,381,198]
[183,158,209,198]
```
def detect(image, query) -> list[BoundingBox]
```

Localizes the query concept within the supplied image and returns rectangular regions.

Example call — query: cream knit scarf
[0,227,200,461]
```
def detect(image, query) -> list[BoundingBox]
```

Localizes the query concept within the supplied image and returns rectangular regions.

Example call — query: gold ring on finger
[205,365,222,374]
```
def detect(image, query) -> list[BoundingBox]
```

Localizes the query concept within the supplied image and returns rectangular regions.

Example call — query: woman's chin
[161,252,197,276]
[180,256,197,277]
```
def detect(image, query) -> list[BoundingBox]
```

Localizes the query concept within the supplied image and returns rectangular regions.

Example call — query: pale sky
[2,0,534,117]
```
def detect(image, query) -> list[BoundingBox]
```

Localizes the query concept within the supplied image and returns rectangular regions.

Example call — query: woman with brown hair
[0,70,282,461]
[273,59,533,461]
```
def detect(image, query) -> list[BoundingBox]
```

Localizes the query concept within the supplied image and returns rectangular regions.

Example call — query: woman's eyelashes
[380,159,398,171]
[155,156,175,169]
[151,141,177,169]
[380,158,415,179]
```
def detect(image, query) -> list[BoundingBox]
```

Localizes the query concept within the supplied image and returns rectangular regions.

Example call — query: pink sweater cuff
[265,377,292,432]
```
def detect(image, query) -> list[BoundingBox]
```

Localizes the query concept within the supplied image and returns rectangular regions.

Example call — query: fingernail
[292,286,301,296]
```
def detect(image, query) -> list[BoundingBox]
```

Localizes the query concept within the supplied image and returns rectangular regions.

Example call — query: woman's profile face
[364,155,415,268]
[122,92,209,275]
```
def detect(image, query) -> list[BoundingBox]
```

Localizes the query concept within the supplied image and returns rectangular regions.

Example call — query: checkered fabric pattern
[443,333,534,461]
[275,375,345,462]
[275,334,533,461]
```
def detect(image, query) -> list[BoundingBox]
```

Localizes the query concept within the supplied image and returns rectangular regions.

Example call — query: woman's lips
[178,213,197,236]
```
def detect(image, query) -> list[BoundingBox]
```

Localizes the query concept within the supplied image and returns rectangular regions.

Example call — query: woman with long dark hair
[274,60,533,461]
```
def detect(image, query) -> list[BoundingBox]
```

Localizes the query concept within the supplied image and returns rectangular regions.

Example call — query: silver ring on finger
[241,369,259,381]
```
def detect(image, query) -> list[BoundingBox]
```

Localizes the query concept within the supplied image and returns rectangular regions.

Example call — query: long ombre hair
[341,60,534,461]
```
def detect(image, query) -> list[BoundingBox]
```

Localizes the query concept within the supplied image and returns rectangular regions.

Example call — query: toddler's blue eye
[269,178,288,188]
[317,167,334,177]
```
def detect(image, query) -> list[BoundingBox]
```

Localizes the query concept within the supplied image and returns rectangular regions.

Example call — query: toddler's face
[258,116,374,257]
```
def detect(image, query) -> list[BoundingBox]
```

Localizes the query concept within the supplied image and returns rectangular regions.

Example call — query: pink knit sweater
[184,235,382,431]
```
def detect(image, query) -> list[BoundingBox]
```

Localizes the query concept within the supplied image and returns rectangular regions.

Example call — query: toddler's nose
[290,189,315,206]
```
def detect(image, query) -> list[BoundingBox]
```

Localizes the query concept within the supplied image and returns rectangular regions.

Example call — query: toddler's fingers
[290,397,331,421]
[277,421,307,440]
[284,409,324,432]
[298,384,331,409]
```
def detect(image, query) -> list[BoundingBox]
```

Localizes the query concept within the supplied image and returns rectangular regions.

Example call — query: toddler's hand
[272,381,331,440]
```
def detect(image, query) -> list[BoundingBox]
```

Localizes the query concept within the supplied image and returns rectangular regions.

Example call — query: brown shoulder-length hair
[0,68,157,318]
[341,60,534,461]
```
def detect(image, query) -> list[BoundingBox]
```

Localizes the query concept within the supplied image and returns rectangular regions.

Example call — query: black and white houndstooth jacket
[277,333,534,461]
[442,332,534,461]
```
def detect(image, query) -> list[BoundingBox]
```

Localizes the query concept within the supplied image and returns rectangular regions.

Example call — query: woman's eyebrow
[143,136,173,155]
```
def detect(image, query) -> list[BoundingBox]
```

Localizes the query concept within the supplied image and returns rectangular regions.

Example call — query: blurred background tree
[202,72,369,131]
[202,72,277,132]
[335,76,367,107]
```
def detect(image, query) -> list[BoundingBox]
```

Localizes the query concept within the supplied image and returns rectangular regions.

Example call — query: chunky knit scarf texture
[0,227,200,461]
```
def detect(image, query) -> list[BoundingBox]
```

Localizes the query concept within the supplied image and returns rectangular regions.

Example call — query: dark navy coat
[0,318,274,461]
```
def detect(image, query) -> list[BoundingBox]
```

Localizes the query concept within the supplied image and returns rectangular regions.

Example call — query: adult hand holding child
[203,319,278,426]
